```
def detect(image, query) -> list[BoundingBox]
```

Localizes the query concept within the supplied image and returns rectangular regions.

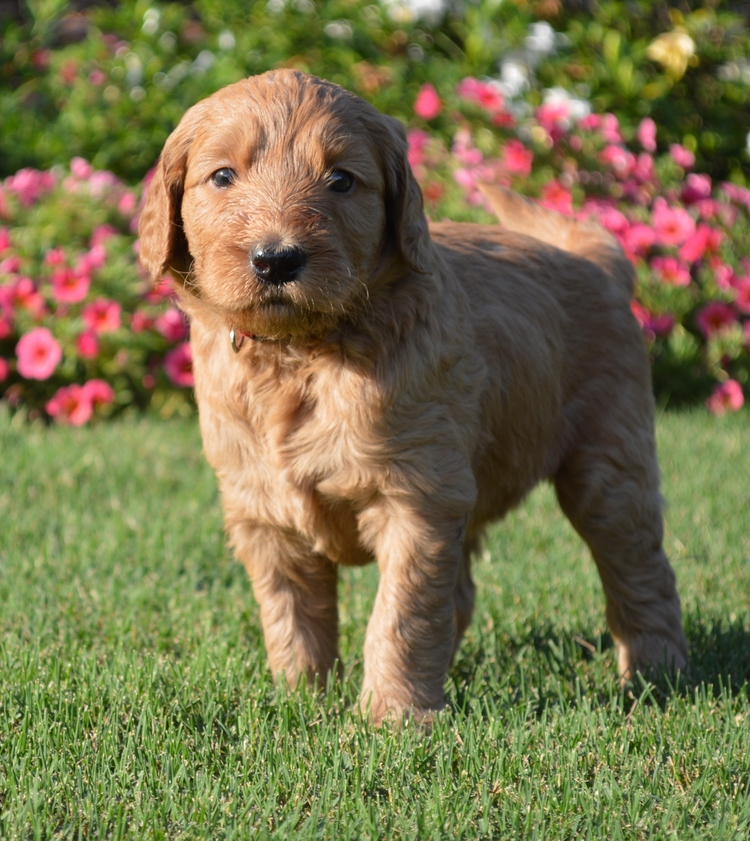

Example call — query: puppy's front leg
[359,498,466,725]
[229,522,340,689]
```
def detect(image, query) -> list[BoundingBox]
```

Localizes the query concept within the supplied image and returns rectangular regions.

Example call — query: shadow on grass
[447,612,750,719]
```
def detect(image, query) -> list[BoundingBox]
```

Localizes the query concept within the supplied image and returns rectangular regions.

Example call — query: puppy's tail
[478,183,635,298]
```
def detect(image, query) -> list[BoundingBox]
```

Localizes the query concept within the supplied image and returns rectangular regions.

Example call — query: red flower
[540,181,573,215]
[502,140,533,177]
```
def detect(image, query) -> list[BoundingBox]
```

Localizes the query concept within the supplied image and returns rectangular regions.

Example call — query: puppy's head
[138,70,431,340]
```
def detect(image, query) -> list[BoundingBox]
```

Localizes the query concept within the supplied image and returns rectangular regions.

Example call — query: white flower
[498,56,529,98]
[218,30,236,51]
[525,21,556,64]
[324,20,353,39]
[543,87,591,122]
[379,0,450,25]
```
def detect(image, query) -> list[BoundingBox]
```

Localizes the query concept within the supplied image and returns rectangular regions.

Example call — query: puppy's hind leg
[230,522,340,689]
[553,403,688,681]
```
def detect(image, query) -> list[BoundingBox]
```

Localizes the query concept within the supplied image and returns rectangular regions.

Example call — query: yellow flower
[646,28,696,81]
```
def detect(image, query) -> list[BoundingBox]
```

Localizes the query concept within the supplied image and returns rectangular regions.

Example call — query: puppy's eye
[328,170,354,193]
[211,168,237,188]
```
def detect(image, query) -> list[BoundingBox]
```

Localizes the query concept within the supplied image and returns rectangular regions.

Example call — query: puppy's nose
[251,245,307,285]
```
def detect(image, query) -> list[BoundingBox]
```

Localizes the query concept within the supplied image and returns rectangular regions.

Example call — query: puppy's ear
[138,102,207,283]
[362,108,432,274]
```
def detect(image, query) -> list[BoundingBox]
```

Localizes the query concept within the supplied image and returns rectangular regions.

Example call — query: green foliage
[1,0,748,182]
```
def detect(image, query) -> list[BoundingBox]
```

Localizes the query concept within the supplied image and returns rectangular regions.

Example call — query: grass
[1,407,749,839]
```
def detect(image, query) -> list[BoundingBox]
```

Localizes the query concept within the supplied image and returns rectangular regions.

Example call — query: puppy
[139,69,688,724]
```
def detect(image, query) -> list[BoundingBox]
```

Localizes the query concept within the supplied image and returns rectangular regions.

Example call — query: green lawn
[1,408,749,839]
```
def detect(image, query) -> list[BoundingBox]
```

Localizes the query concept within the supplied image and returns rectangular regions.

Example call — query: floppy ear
[361,107,432,274]
[138,102,207,284]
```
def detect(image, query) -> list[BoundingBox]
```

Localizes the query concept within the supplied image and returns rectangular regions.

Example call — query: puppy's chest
[280,373,380,501]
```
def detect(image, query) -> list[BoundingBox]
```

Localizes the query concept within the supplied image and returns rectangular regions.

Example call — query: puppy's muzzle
[251,244,307,285]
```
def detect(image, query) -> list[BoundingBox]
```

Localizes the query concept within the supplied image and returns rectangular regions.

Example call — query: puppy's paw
[359,691,443,729]
[617,630,689,684]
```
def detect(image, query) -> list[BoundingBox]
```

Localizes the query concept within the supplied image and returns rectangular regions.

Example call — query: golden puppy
[139,69,688,724]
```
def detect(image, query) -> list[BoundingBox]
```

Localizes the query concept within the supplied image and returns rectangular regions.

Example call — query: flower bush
[1,1,748,420]
[0,160,193,423]
[404,76,750,411]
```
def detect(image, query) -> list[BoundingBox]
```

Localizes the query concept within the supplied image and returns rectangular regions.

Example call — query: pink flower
[0,256,21,275]
[164,342,194,387]
[75,244,107,276]
[600,113,622,144]
[46,384,93,426]
[91,225,118,247]
[631,153,655,183]
[452,129,484,167]
[630,301,674,339]
[679,224,722,264]
[87,171,120,198]
[651,198,696,246]
[711,261,736,291]
[502,140,533,177]
[118,191,138,216]
[578,114,601,132]
[70,157,93,180]
[131,311,155,333]
[0,228,10,254]
[457,78,504,114]
[696,301,737,339]
[156,307,189,342]
[4,168,55,206]
[0,357,8,382]
[536,101,570,138]
[0,316,11,339]
[621,223,656,259]
[10,277,46,318]
[540,181,573,215]
[407,130,430,169]
[600,144,636,178]
[651,256,691,287]
[83,298,121,333]
[732,277,750,314]
[596,206,629,236]
[44,246,67,267]
[76,330,100,359]
[414,84,442,120]
[681,173,712,205]
[82,378,115,407]
[670,144,695,169]
[16,327,62,380]
[706,380,744,416]
[636,118,657,152]
[50,268,91,304]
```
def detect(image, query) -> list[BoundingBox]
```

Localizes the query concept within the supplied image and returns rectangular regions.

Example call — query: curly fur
[139,70,688,724]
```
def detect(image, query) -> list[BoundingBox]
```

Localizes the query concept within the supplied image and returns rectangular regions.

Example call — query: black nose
[251,245,306,285]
